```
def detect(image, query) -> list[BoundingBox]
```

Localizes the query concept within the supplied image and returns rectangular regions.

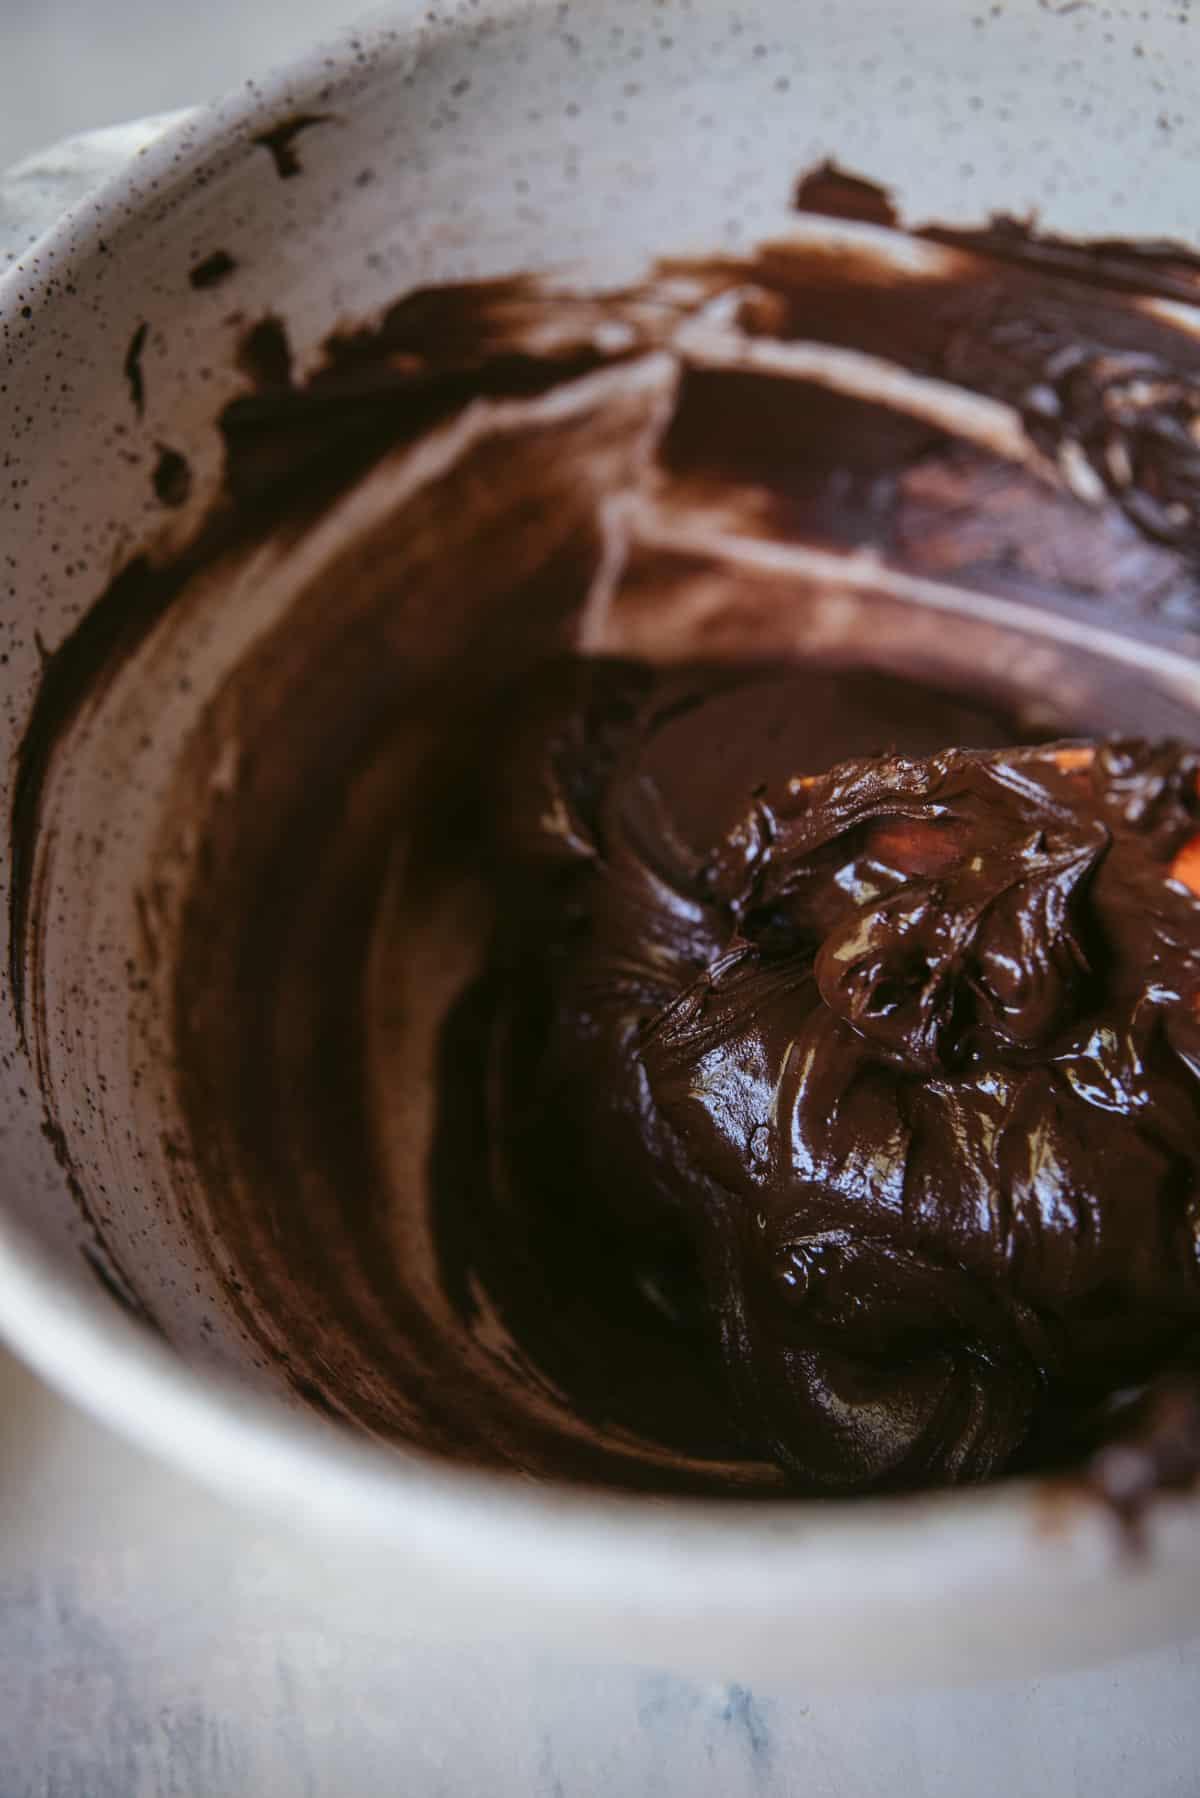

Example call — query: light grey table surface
[5,108,1200,1798]
[0,1,369,173]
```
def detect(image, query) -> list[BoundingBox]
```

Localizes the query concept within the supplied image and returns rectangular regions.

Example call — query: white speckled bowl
[2,0,1200,1685]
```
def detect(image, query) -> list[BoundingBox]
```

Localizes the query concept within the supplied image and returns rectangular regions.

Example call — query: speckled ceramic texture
[2,0,1200,1684]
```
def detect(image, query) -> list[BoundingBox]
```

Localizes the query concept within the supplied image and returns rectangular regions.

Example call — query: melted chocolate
[467,661,1200,1491]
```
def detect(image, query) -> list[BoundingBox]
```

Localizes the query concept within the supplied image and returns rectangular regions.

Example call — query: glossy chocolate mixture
[468,661,1200,1491]
[13,165,1200,1502]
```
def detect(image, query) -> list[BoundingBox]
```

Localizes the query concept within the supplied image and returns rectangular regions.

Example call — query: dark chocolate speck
[189,250,238,291]
[252,113,333,180]
[123,321,149,418]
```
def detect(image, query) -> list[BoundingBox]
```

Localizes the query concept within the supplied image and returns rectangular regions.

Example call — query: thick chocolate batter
[464,661,1200,1492]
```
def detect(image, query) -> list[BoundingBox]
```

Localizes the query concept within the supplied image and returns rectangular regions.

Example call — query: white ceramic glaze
[1,0,1200,1684]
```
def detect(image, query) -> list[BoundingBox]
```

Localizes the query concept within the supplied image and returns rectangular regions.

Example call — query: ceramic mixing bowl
[2,0,1200,1682]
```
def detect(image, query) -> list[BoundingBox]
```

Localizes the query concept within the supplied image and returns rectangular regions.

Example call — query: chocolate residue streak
[252,113,333,180]
[133,887,161,973]
[11,162,1200,1512]
[8,313,408,1043]
[11,556,156,1038]
[123,321,149,418]
[189,250,238,291]
[152,447,192,509]
[794,162,1200,304]
[80,1246,163,1335]
[41,1119,161,1336]
[793,162,900,228]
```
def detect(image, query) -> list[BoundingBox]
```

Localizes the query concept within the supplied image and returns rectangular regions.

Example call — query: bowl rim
[0,0,1197,1623]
